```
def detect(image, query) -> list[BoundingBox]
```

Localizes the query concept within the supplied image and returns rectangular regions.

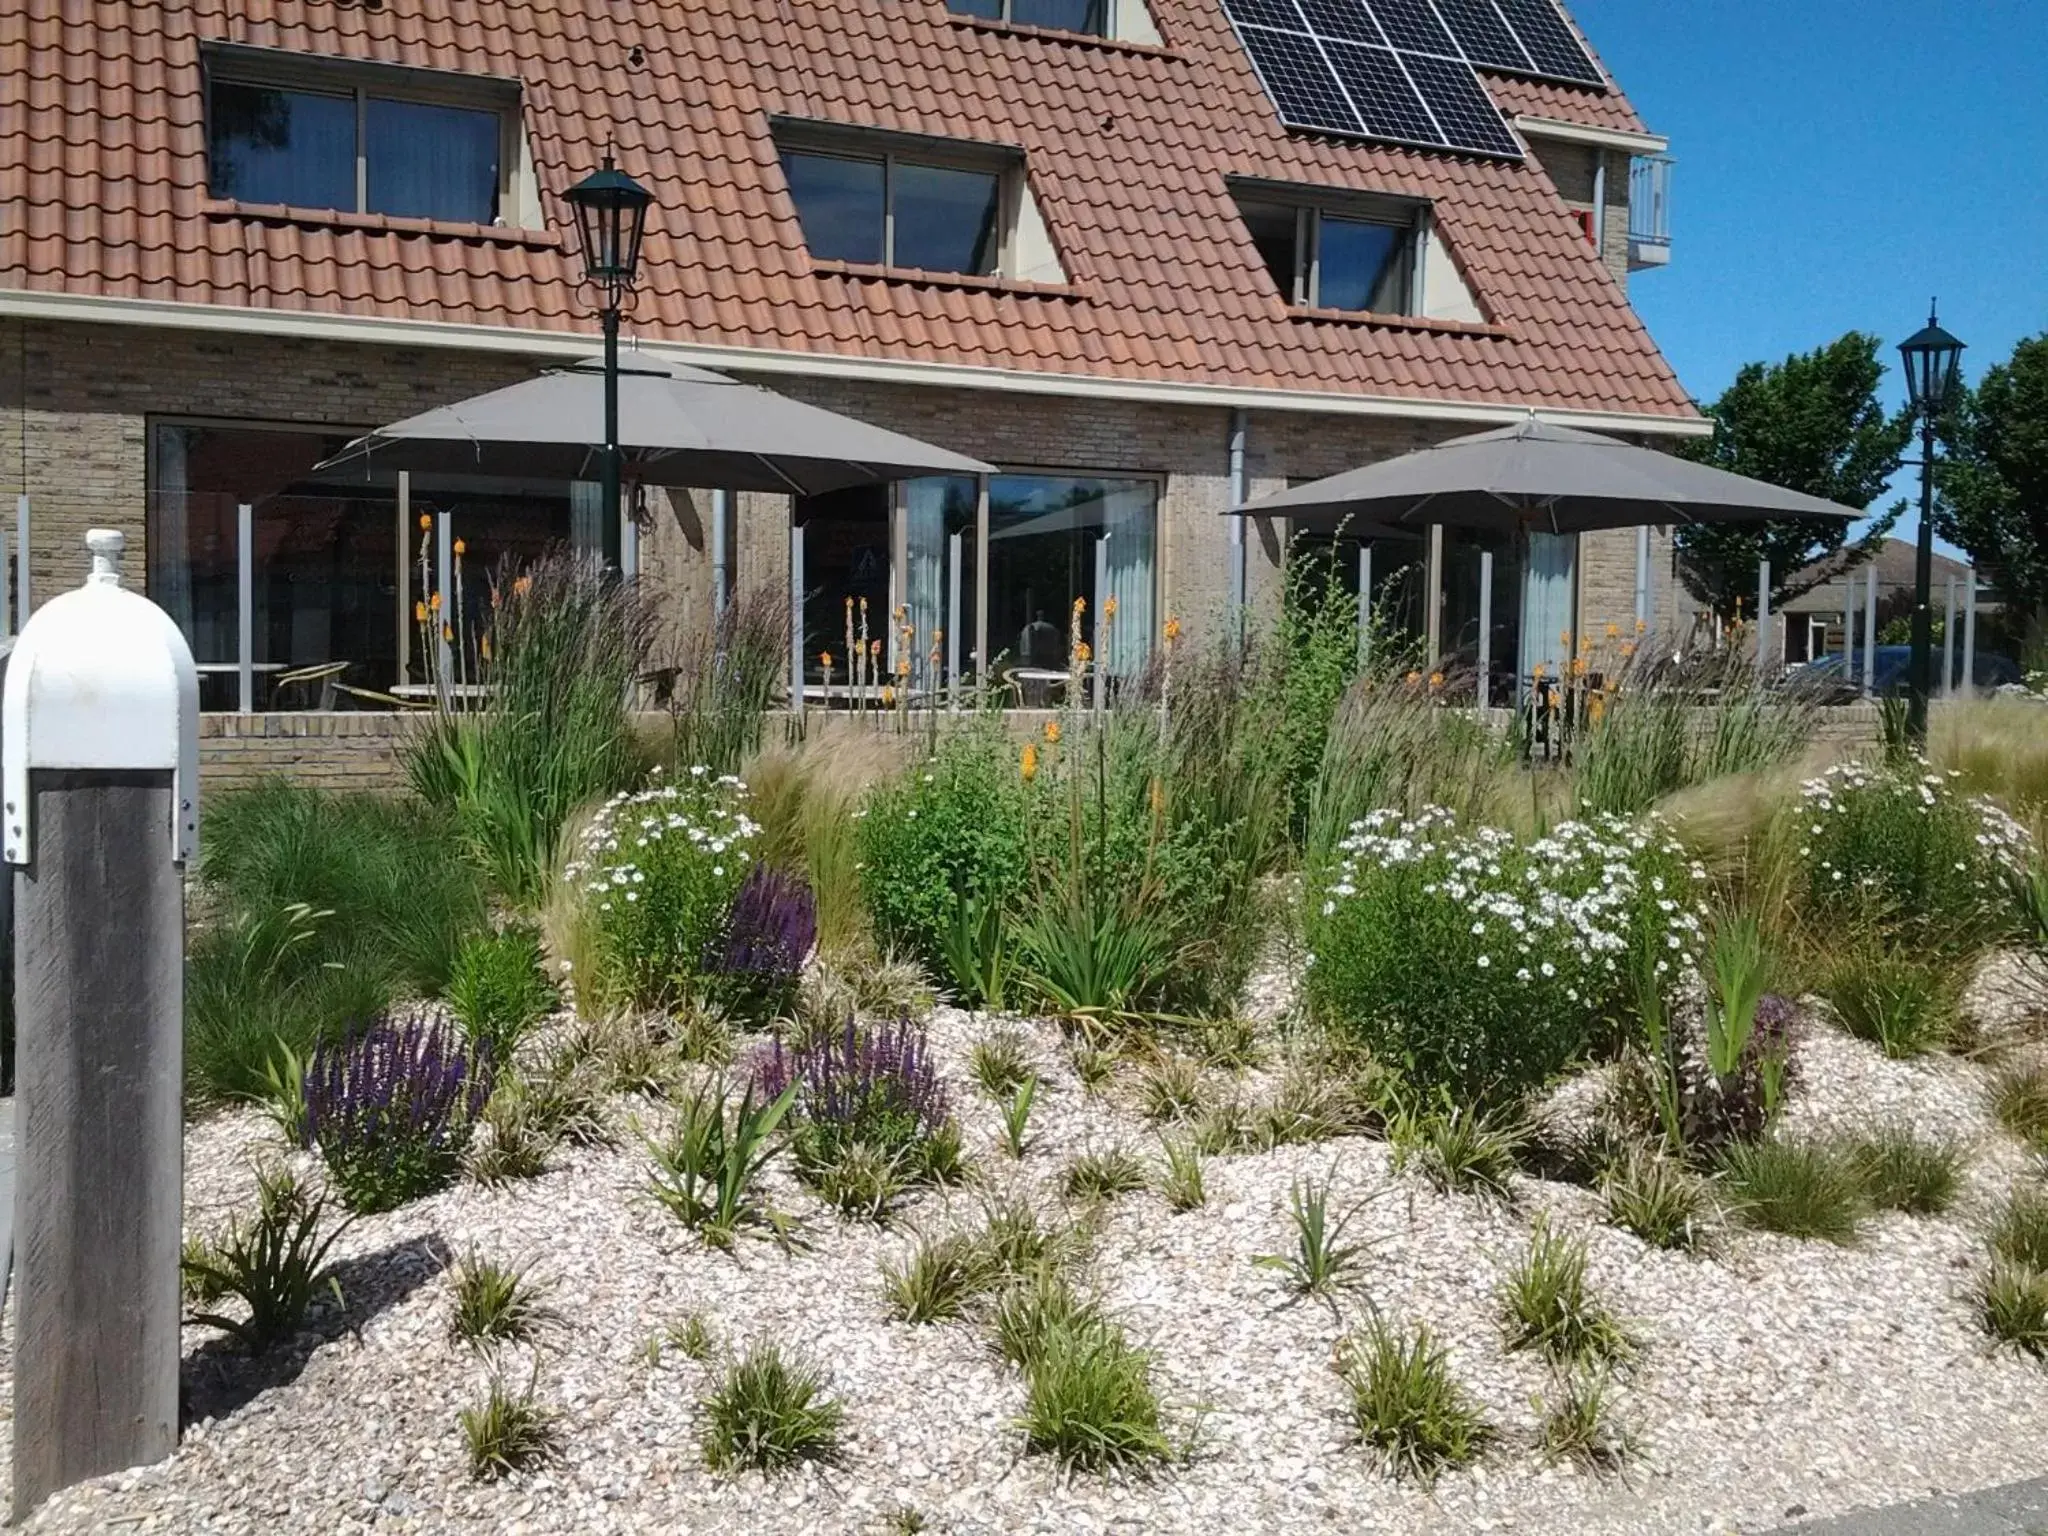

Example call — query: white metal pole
[621,485,639,580]
[1963,569,1980,700]
[789,521,805,726]
[1358,542,1373,669]
[237,501,254,714]
[1940,575,1957,699]
[711,488,732,616]
[435,509,453,699]
[1093,533,1110,718]
[14,492,28,631]
[1226,410,1247,635]
[1633,525,1650,632]
[946,529,962,711]
[396,472,410,686]
[1477,549,1493,712]
[1754,557,1771,676]
[1862,566,1879,698]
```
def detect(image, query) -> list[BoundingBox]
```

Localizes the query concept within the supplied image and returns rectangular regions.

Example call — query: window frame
[947,0,1117,37]
[774,119,1023,278]
[1231,180,1428,316]
[201,42,525,226]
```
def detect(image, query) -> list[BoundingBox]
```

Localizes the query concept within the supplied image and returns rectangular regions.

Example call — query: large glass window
[987,473,1157,691]
[782,147,1002,276]
[1234,193,1419,314]
[148,421,577,709]
[207,62,507,224]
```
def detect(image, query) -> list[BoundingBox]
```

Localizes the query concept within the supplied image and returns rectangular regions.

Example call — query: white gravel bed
[6,995,2048,1535]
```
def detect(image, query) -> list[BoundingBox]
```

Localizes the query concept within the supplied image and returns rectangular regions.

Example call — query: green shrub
[446,928,557,1063]
[1719,1139,1867,1243]
[562,771,761,1011]
[407,551,654,909]
[700,1343,845,1473]
[1497,1217,1635,1368]
[1600,1144,1712,1251]
[1822,945,1961,1058]
[858,727,1031,979]
[1848,1126,1962,1215]
[460,1369,559,1480]
[182,1164,352,1353]
[1016,1318,1175,1473]
[1980,1260,2048,1358]
[1340,1320,1492,1485]
[1792,761,2033,956]
[1306,809,1704,1104]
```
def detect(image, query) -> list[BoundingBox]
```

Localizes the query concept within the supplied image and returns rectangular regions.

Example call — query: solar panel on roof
[1399,49,1523,157]
[1322,39,1443,147]
[1235,24,1364,136]
[1224,0,1311,31]
[1294,0,1384,47]
[1429,0,1534,74]
[1485,0,1605,86]
[1363,0,1457,56]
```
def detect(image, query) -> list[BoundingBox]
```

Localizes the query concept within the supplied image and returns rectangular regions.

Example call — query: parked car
[1787,645,2021,701]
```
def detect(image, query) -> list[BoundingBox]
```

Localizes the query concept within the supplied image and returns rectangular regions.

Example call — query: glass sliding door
[1517,530,1578,697]
[902,475,977,693]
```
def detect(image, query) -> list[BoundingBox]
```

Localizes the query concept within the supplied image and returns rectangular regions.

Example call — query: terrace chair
[274,659,350,711]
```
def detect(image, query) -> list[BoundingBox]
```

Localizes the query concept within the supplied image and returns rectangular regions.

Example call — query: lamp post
[1897,303,1965,747]
[565,156,654,574]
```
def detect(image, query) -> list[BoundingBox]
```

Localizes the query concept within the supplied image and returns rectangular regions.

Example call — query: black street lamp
[1897,303,1966,746]
[566,156,655,573]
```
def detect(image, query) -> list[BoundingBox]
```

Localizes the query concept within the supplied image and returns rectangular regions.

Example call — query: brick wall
[1525,140,1633,289]
[200,711,412,792]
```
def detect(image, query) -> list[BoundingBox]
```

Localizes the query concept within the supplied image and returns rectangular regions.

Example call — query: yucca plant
[1255,1175,1373,1301]
[938,886,1013,1010]
[183,1164,353,1353]
[445,926,558,1064]
[644,1077,797,1249]
[1001,1076,1038,1159]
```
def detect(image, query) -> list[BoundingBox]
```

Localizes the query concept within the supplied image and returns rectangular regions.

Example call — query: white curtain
[1518,530,1578,696]
[570,480,605,559]
[148,423,196,645]
[1101,481,1156,678]
[903,478,949,690]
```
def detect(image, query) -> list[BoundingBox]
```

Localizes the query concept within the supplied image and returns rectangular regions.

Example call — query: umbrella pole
[1477,550,1492,714]
[600,306,623,574]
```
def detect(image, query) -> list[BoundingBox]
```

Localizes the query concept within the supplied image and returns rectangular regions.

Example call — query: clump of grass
[1537,1370,1634,1474]
[1017,1318,1176,1473]
[1158,1135,1207,1211]
[1392,1104,1519,1201]
[883,1231,1001,1325]
[700,1343,845,1473]
[1190,1096,1252,1156]
[1255,1175,1372,1300]
[643,1077,795,1249]
[1339,1320,1492,1485]
[1497,1217,1635,1368]
[181,1164,353,1353]
[1822,948,1960,1059]
[1992,1064,2048,1153]
[1187,1014,1263,1072]
[468,1073,561,1186]
[1251,1065,1369,1148]
[881,1504,931,1535]
[1137,1055,1208,1123]
[991,1267,1108,1369]
[810,1142,909,1223]
[646,1312,718,1365]
[1848,1126,1962,1215]
[1071,1042,1116,1095]
[1980,1260,2048,1358]
[1063,1144,1147,1203]
[1600,1145,1713,1251]
[970,1027,1035,1100]
[1718,1138,1867,1244]
[1989,1185,2048,1271]
[449,1249,550,1347]
[1000,1076,1038,1159]
[181,1232,230,1306]
[978,1194,1089,1278]
[460,1368,559,1481]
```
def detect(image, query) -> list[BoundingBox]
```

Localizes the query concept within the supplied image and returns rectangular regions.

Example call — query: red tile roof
[0,0,1696,423]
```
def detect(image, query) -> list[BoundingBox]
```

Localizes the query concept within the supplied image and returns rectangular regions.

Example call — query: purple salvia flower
[710,864,817,985]
[302,1016,495,1212]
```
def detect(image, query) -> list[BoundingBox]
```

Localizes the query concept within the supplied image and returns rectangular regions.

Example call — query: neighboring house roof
[1779,537,1979,611]
[0,0,1696,424]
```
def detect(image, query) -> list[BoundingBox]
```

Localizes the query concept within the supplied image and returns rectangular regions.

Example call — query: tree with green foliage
[1937,332,2048,654]
[1675,332,1911,618]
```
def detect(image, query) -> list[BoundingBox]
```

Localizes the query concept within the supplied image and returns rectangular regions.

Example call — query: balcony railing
[1628,154,1672,270]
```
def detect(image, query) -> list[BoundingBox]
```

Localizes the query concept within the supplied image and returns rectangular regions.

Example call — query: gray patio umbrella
[313,353,991,494]
[1230,415,1862,534]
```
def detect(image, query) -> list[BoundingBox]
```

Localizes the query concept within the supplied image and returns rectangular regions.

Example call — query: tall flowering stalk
[710,863,818,1022]
[303,1017,495,1212]
[754,1017,953,1177]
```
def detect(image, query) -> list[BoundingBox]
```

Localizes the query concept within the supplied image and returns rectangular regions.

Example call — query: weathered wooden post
[5,527,197,1521]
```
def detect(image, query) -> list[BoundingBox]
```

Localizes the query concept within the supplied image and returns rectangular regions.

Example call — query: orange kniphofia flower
[1163,615,1182,644]
[1635,617,1648,635]
[1404,669,1422,685]
[1620,641,1637,658]
[419,513,432,531]
[513,575,532,596]
[415,600,427,623]
[442,623,453,642]
[820,651,833,669]
[453,538,467,557]
[430,591,443,612]
[881,684,896,707]
[1428,670,1444,691]
[1020,743,1039,781]
[1104,596,1118,619]
[1074,641,1092,664]
[1605,622,1620,639]
[1559,628,1572,649]
[1073,596,1086,614]
[896,657,910,678]
[1532,662,1547,680]
[1043,720,1061,744]
[480,634,492,662]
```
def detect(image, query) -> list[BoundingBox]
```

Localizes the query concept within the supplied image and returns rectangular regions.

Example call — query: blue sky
[1573,0,2048,538]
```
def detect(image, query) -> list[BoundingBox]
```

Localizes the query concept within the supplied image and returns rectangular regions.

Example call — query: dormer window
[775,121,1067,284]
[1235,189,1422,315]
[944,0,1163,45]
[202,44,528,226]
